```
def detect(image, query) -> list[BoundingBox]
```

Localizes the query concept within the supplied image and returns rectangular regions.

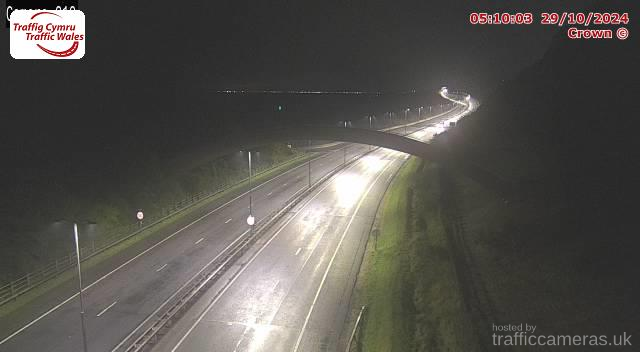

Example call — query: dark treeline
[437,10,638,337]
[0,87,445,280]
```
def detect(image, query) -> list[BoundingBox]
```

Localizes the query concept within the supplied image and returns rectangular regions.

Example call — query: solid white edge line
[169,185,327,352]
[194,238,204,245]
[131,123,448,351]
[295,248,302,256]
[96,301,118,317]
[110,229,251,352]
[225,218,232,224]
[292,155,396,352]
[168,156,373,352]
[0,150,337,346]
[156,264,168,272]
[171,116,464,352]
[1,111,459,346]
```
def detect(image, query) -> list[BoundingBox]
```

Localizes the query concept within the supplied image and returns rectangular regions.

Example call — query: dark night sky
[2,1,592,103]
[0,0,634,234]
[0,0,613,163]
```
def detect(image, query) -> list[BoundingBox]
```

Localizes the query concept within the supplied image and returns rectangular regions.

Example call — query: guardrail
[0,153,312,307]
[117,147,374,352]
[0,107,459,308]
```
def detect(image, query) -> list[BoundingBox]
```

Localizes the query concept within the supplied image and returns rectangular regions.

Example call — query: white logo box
[10,10,85,59]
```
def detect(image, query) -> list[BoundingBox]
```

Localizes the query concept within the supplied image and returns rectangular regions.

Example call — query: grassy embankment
[0,144,302,281]
[356,156,638,351]
[355,158,476,351]
[0,149,315,318]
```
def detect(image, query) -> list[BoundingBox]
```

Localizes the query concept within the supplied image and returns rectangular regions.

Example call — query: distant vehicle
[449,121,456,127]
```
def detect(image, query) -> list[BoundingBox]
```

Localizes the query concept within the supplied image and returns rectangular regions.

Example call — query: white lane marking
[1,153,336,346]
[156,264,168,272]
[169,160,363,352]
[232,321,253,352]
[254,151,397,350]
[379,106,455,133]
[292,156,396,352]
[96,301,118,317]
[295,248,302,256]
[111,229,251,352]
[225,218,232,224]
[267,191,273,196]
[194,238,205,245]
[283,183,288,186]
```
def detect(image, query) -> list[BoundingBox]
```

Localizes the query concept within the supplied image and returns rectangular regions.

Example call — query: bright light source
[361,155,387,172]
[334,173,365,207]
[431,124,446,135]
[465,95,471,101]
[247,215,255,226]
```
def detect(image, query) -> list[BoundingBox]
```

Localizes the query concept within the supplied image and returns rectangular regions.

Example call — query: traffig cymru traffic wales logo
[10,10,85,59]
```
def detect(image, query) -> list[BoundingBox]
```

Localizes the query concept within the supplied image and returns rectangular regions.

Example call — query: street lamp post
[246,151,256,236]
[248,151,253,216]
[343,121,348,164]
[73,223,89,352]
[368,115,373,151]
[308,158,311,188]
[404,108,409,134]
[343,147,347,164]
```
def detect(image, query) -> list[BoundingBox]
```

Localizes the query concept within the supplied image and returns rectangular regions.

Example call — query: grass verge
[354,155,639,352]
[0,152,316,320]
[354,158,476,351]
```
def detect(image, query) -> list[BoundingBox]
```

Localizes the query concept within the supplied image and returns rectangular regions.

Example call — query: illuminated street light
[404,108,410,134]
[368,115,374,151]
[308,158,311,188]
[247,151,253,218]
[343,120,349,164]
[52,220,94,352]
[72,223,89,352]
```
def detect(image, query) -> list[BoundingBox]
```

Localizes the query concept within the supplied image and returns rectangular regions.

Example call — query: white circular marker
[136,211,144,221]
[247,215,255,226]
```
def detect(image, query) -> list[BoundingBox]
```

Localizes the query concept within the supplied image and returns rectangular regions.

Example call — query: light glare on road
[334,173,366,208]
[361,155,387,172]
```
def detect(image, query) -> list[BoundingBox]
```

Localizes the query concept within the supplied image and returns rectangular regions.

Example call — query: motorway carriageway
[0,105,466,352]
